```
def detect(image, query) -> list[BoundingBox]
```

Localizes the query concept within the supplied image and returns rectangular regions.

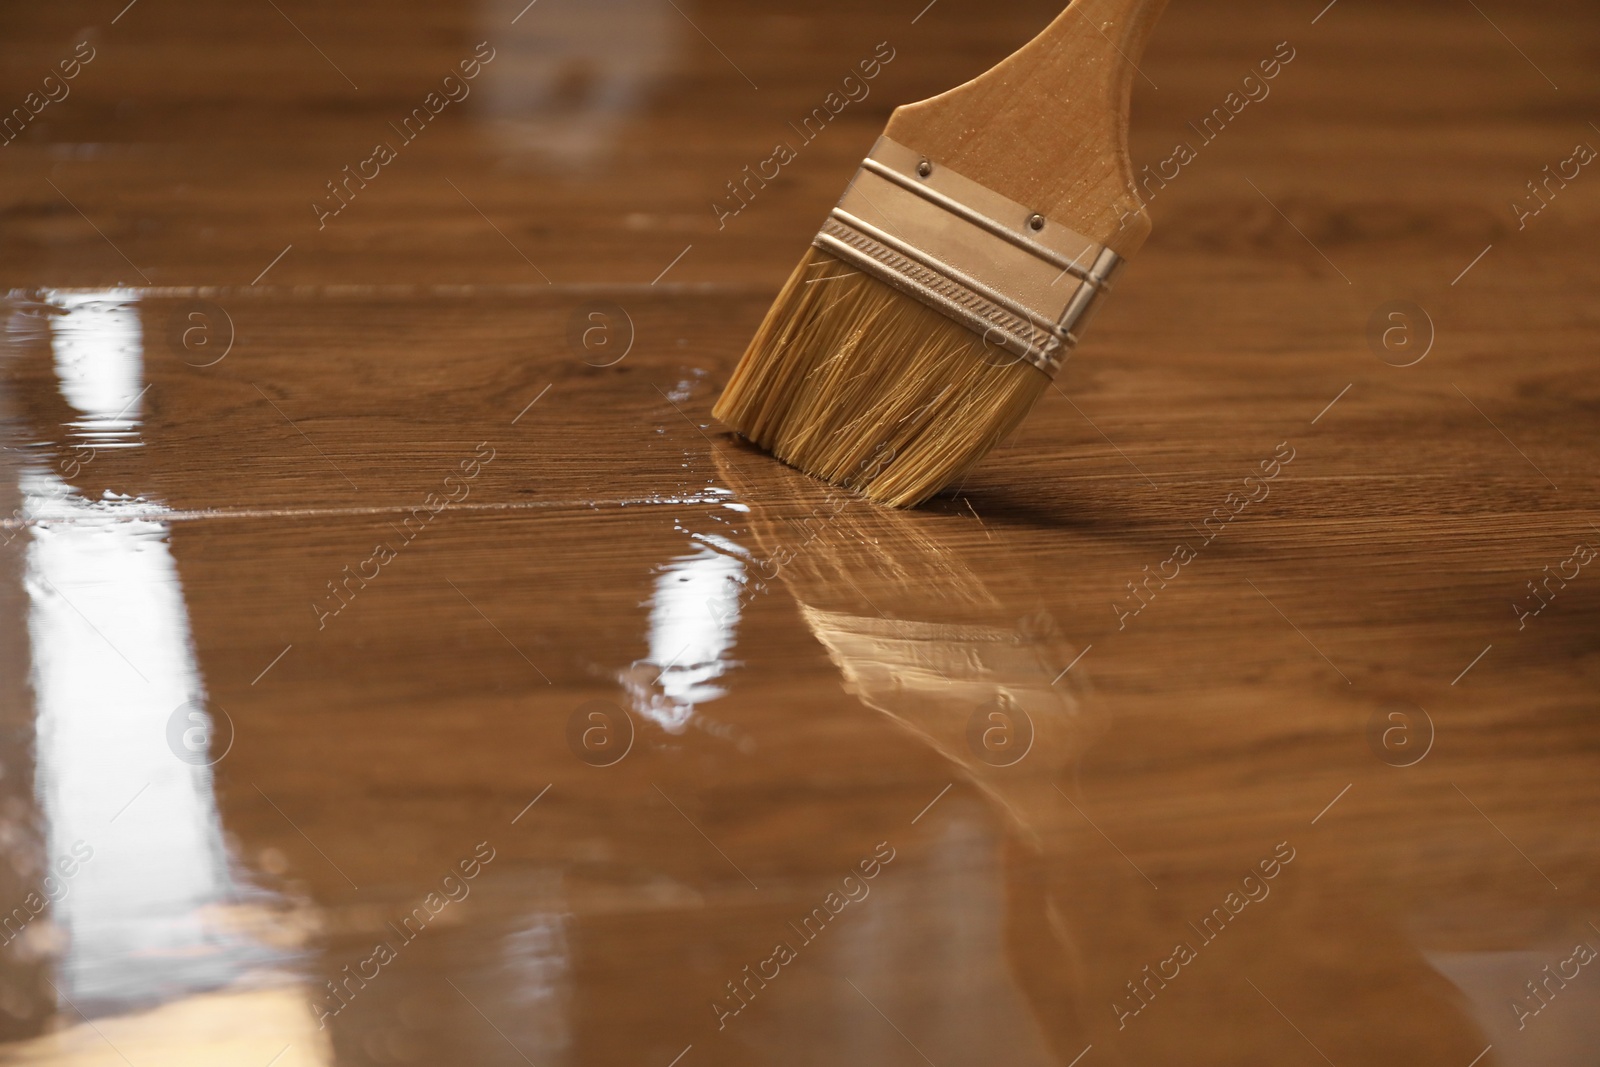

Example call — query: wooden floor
[1,0,1598,1064]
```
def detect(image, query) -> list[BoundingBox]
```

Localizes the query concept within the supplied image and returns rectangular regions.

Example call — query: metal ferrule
[811,136,1122,378]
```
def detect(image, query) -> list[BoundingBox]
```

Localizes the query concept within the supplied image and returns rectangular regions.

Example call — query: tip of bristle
[712,247,1050,508]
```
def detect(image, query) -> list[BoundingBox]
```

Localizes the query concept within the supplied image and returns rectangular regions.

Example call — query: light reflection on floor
[6,294,320,1063]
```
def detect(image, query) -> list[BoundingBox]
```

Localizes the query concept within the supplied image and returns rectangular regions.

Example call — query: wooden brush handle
[885,0,1167,257]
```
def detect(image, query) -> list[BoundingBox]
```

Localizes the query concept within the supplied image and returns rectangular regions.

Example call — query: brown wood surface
[1,1,1598,1065]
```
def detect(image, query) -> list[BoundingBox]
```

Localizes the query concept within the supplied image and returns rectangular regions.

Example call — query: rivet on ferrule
[810,136,1123,378]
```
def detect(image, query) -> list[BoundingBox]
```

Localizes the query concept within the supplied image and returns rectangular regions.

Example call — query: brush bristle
[712,247,1051,508]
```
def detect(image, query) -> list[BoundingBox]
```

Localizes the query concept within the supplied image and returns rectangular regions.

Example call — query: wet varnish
[1,0,1598,1065]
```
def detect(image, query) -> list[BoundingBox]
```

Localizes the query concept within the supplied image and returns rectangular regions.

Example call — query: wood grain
[0,0,1597,1064]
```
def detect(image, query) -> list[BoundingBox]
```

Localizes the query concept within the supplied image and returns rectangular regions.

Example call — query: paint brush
[713,0,1166,507]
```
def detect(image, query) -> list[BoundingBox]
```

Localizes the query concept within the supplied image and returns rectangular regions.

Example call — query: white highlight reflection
[620,532,745,733]
[23,293,276,1017]
[499,909,573,1058]
[47,292,142,445]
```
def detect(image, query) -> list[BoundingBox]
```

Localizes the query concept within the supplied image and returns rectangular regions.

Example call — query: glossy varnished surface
[2,1,1599,1064]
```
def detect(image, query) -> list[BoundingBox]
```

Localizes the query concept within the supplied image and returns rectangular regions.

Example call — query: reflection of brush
[713,440,1102,841]
[713,0,1167,507]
